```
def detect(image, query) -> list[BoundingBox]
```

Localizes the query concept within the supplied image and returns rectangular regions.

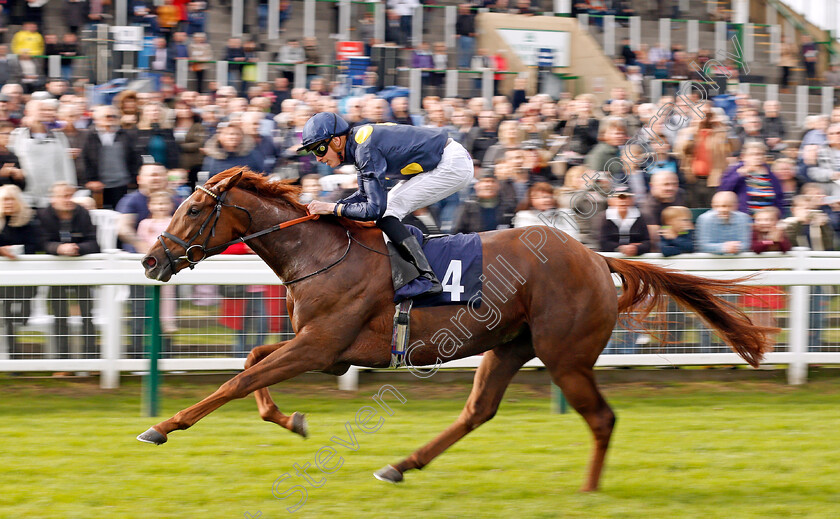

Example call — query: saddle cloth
[391,225,483,308]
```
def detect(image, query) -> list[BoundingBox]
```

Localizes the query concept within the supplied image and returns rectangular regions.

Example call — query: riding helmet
[297,112,351,155]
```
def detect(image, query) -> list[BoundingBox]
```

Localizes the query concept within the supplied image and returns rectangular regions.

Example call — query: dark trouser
[102,185,129,210]
[188,165,201,190]
[686,176,716,208]
[781,66,792,88]
[49,285,96,356]
[194,68,206,93]
[805,62,816,85]
[377,215,412,243]
[1,286,37,357]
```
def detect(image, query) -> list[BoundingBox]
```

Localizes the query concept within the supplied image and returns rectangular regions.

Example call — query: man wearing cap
[300,112,473,296]
[599,186,652,256]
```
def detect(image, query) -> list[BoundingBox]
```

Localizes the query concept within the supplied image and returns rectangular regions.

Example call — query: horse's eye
[188,206,200,216]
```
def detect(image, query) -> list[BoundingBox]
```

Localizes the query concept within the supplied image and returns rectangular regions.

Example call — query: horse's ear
[215,170,244,193]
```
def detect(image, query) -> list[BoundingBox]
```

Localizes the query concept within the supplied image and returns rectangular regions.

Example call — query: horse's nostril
[144,256,157,269]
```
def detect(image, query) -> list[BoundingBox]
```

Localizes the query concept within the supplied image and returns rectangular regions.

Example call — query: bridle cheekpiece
[157,185,251,274]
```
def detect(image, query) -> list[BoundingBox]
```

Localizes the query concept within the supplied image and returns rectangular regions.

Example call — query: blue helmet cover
[297,112,350,155]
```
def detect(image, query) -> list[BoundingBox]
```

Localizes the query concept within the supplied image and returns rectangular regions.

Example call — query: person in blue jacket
[300,112,473,295]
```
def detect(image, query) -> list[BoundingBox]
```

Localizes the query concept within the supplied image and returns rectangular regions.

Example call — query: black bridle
[156,185,350,285]
[158,186,253,274]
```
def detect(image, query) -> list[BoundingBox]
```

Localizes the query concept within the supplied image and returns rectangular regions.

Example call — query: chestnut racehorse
[138,168,776,491]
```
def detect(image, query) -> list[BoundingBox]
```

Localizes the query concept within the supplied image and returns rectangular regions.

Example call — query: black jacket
[0,216,42,254]
[763,115,787,141]
[569,117,600,156]
[468,129,498,164]
[38,204,100,256]
[599,208,652,254]
[456,13,475,37]
[0,149,24,190]
[80,128,141,186]
[134,126,180,169]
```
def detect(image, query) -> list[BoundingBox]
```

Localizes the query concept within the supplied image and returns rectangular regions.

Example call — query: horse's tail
[604,256,778,368]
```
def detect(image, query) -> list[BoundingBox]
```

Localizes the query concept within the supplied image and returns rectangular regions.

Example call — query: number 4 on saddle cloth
[387,225,483,368]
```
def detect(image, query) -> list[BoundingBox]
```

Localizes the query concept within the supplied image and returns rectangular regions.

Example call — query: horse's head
[143,171,250,281]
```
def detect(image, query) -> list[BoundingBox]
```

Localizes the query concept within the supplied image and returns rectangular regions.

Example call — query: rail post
[143,284,162,417]
[551,383,568,414]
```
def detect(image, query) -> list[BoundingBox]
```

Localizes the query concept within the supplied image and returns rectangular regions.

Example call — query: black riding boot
[377,215,443,296]
[395,234,443,295]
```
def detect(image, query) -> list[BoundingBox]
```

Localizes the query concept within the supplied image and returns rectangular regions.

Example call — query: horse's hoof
[137,427,167,445]
[291,412,308,439]
[373,465,403,483]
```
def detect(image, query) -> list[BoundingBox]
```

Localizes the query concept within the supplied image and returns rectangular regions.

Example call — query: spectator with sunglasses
[300,112,473,297]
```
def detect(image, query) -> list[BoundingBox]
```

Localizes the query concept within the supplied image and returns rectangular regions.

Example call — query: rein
[157,185,351,285]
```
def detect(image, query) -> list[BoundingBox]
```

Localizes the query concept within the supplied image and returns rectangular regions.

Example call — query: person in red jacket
[217,242,269,357]
[490,49,508,95]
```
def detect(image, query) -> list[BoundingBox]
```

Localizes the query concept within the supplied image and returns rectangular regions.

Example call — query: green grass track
[1,375,838,518]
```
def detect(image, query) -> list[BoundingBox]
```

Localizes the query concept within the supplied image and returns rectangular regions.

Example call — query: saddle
[385,226,484,368]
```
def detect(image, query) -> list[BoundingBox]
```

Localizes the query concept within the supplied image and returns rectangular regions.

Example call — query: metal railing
[2,249,840,389]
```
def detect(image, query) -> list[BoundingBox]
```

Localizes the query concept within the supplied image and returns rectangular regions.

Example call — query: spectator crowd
[2,0,840,360]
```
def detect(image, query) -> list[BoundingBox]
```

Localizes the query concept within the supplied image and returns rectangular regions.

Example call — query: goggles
[311,139,330,157]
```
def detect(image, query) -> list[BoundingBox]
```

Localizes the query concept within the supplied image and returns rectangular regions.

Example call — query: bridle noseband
[156,185,326,284]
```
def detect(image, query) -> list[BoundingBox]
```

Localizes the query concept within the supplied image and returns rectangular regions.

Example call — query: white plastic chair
[89,209,121,251]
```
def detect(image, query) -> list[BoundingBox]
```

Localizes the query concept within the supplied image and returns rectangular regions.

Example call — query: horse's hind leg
[245,342,308,438]
[537,331,616,492]
[551,366,615,492]
[374,338,534,483]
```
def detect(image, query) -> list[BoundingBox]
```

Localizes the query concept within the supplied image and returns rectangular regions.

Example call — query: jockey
[299,112,473,296]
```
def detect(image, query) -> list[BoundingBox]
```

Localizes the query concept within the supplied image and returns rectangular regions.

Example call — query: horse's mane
[206,167,377,229]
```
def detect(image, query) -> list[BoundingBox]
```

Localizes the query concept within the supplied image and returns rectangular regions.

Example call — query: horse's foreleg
[374,339,533,483]
[137,335,332,445]
[246,342,308,438]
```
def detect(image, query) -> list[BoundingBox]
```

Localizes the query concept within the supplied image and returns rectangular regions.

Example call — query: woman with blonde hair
[718,140,785,216]
[0,184,40,257]
[481,119,523,169]
[0,184,42,355]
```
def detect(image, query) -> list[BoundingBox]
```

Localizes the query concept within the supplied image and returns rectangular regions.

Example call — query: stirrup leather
[390,299,413,368]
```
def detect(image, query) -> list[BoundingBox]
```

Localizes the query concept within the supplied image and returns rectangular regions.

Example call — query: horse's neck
[245,200,349,283]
